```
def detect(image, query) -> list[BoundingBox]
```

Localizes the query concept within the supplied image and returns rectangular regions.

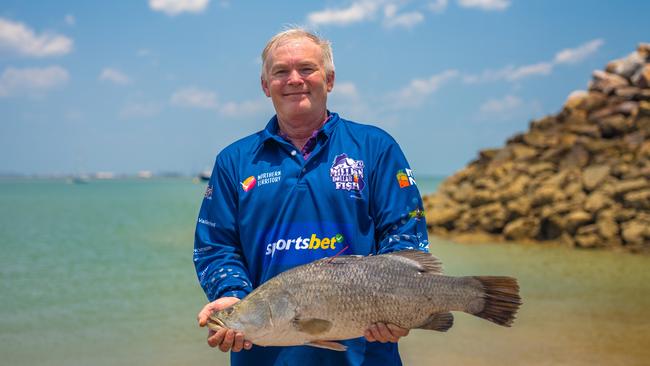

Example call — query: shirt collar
[253,111,340,156]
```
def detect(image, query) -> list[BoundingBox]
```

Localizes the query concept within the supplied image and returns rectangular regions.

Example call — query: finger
[219,329,235,352]
[376,323,398,343]
[231,332,245,352]
[208,328,227,348]
[198,304,216,326]
[364,329,376,342]
[243,340,253,350]
[369,324,386,343]
[387,324,409,338]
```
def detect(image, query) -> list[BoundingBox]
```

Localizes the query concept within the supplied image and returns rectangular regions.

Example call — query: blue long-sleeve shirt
[194,112,429,366]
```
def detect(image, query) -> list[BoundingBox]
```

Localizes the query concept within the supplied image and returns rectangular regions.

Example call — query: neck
[277,110,328,150]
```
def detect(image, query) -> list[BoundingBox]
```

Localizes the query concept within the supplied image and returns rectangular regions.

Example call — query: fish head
[207,296,273,336]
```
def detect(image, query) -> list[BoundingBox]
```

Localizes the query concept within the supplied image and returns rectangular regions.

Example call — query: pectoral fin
[416,312,454,332]
[292,318,333,335]
[305,340,347,351]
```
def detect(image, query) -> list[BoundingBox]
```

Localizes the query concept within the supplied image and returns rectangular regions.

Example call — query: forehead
[268,37,322,66]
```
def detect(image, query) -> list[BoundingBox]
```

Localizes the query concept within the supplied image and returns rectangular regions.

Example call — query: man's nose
[287,69,303,85]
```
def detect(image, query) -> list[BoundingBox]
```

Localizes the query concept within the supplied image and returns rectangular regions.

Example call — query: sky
[1,0,648,176]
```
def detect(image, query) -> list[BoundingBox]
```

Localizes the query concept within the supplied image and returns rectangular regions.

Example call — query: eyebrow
[270,60,319,71]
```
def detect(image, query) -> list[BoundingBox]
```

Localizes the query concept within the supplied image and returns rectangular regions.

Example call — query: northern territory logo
[241,176,256,192]
[330,153,365,192]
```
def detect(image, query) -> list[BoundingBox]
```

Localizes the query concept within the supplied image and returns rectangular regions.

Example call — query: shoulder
[214,130,266,164]
[336,116,398,144]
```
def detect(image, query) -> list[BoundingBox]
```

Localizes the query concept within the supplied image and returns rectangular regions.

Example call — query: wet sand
[400,238,650,366]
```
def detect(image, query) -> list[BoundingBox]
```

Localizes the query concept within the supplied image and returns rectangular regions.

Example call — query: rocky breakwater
[425,44,650,253]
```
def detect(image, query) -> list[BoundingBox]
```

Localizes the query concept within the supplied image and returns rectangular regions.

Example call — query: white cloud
[120,102,161,119]
[463,62,552,84]
[137,48,152,57]
[169,86,271,117]
[393,69,459,107]
[554,38,604,65]
[508,62,553,81]
[329,81,373,120]
[331,81,359,99]
[463,39,602,84]
[476,95,543,121]
[479,95,521,114]
[0,66,69,97]
[383,5,424,28]
[428,0,449,13]
[149,0,210,16]
[64,15,76,26]
[0,18,73,57]
[170,87,218,109]
[457,0,510,11]
[219,99,271,117]
[99,68,131,85]
[462,65,514,84]
[307,1,380,26]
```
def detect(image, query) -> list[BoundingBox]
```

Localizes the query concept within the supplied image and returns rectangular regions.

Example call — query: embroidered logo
[241,176,257,192]
[396,168,416,188]
[330,153,365,192]
[257,170,282,187]
[204,185,213,200]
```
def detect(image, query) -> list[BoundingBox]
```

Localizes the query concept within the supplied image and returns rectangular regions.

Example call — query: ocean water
[0,177,648,366]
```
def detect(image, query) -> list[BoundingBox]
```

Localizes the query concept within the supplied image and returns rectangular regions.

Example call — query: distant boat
[198,170,211,182]
[69,175,90,184]
[137,170,153,179]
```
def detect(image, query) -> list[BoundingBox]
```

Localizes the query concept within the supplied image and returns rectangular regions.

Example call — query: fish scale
[208,250,522,351]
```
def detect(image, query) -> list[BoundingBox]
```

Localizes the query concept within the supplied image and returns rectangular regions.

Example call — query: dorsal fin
[388,250,443,274]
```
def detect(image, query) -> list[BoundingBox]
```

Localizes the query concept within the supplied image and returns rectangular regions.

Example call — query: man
[194,28,429,365]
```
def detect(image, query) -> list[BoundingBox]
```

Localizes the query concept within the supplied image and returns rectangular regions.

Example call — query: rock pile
[425,44,650,253]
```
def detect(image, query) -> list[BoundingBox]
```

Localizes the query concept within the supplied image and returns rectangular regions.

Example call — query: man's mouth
[283,91,309,96]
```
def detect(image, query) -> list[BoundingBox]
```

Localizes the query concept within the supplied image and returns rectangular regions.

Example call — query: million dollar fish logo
[241,176,257,192]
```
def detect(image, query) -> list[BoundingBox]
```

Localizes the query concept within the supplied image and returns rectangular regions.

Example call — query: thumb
[197,305,214,327]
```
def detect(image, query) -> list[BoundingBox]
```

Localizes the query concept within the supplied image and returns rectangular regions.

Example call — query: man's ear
[261,76,271,97]
[326,71,335,92]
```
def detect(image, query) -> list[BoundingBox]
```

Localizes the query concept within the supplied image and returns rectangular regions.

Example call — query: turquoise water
[1,177,648,365]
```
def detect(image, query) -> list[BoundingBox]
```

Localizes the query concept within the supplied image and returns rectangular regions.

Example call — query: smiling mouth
[284,92,309,96]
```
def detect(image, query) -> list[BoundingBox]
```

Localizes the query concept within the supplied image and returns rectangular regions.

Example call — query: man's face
[261,38,334,122]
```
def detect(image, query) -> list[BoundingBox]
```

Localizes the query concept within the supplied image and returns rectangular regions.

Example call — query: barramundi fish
[208,250,522,351]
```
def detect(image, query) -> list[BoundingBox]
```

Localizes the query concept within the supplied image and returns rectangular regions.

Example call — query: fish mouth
[207,316,227,331]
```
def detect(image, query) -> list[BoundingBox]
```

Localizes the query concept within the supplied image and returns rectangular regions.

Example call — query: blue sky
[1,0,648,176]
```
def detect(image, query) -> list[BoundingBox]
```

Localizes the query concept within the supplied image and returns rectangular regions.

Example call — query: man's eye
[273,70,288,76]
[301,68,314,73]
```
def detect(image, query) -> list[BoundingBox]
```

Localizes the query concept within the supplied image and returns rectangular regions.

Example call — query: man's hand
[364,322,410,343]
[197,297,253,352]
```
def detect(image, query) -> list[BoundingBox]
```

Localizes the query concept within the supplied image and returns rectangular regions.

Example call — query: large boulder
[503,217,540,240]
[582,165,611,191]
[425,44,650,253]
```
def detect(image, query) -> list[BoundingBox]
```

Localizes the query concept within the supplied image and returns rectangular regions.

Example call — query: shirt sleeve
[193,153,253,301]
[369,135,429,255]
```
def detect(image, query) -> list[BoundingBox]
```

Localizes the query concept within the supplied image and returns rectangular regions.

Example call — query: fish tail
[472,276,522,327]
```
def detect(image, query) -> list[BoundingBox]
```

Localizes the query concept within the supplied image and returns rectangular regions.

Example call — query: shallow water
[0,178,647,365]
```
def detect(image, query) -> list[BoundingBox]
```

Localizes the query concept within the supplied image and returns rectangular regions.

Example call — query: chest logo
[330,153,365,192]
[241,176,257,192]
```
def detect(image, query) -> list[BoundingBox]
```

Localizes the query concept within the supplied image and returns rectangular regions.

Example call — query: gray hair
[261,28,335,81]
